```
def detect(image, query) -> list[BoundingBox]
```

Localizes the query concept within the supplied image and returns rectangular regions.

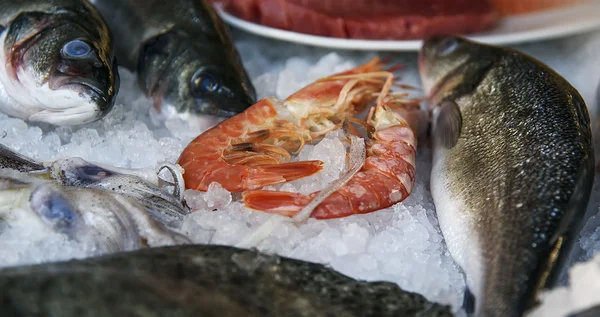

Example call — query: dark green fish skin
[419,36,594,317]
[0,0,119,126]
[593,81,600,171]
[0,245,453,317]
[89,0,256,120]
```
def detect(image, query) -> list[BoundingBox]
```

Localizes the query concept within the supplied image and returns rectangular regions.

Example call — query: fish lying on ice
[0,169,190,255]
[419,35,594,316]
[0,0,119,126]
[0,244,453,317]
[0,143,190,228]
[88,0,256,127]
[48,158,190,227]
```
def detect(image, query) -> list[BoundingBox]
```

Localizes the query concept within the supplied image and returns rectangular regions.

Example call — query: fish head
[49,158,189,227]
[0,170,83,239]
[137,31,256,127]
[3,12,119,126]
[419,35,492,98]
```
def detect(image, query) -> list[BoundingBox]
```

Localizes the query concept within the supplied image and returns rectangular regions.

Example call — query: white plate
[215,2,600,51]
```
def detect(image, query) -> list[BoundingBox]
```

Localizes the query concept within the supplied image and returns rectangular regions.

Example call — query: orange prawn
[242,71,422,220]
[177,57,401,192]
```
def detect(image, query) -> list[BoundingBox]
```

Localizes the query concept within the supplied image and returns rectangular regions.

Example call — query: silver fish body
[419,36,594,317]
[0,0,119,126]
[88,0,256,124]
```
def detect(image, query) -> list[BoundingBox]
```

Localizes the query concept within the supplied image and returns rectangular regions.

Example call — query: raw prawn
[242,72,421,220]
[177,57,400,192]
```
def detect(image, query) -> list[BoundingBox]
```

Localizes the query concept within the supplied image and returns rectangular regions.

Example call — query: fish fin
[0,143,47,173]
[435,100,462,149]
[541,157,595,290]
[462,286,476,316]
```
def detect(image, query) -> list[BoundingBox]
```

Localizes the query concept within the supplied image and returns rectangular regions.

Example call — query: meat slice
[222,0,499,40]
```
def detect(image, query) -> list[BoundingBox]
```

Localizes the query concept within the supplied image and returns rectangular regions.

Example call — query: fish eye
[191,70,220,97]
[75,164,115,182]
[438,38,459,56]
[62,40,91,58]
[30,186,78,233]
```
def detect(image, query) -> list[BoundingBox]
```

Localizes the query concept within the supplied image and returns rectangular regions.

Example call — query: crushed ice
[0,28,598,315]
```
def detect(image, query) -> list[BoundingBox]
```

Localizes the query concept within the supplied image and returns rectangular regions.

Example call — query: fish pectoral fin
[435,100,462,149]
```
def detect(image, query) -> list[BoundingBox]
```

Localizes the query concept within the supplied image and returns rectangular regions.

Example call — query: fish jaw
[150,100,224,131]
[0,75,105,126]
[0,20,118,126]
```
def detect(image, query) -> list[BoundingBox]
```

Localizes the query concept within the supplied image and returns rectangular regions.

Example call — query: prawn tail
[242,190,310,217]
[247,160,324,189]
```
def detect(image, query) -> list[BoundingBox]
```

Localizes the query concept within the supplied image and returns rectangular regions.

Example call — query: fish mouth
[200,92,255,118]
[34,75,117,125]
[51,76,110,104]
[28,106,103,126]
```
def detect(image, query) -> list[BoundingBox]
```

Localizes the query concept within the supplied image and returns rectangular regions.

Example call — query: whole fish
[88,0,256,125]
[0,245,453,317]
[0,0,119,126]
[419,36,594,316]
[0,169,189,255]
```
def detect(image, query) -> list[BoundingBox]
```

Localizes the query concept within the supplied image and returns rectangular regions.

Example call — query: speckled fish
[88,0,256,126]
[0,143,46,173]
[48,157,190,228]
[0,169,189,254]
[0,244,453,317]
[419,36,594,317]
[0,143,189,227]
[0,0,119,126]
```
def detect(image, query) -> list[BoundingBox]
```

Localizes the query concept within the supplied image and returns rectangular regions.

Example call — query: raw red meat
[221,0,499,40]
